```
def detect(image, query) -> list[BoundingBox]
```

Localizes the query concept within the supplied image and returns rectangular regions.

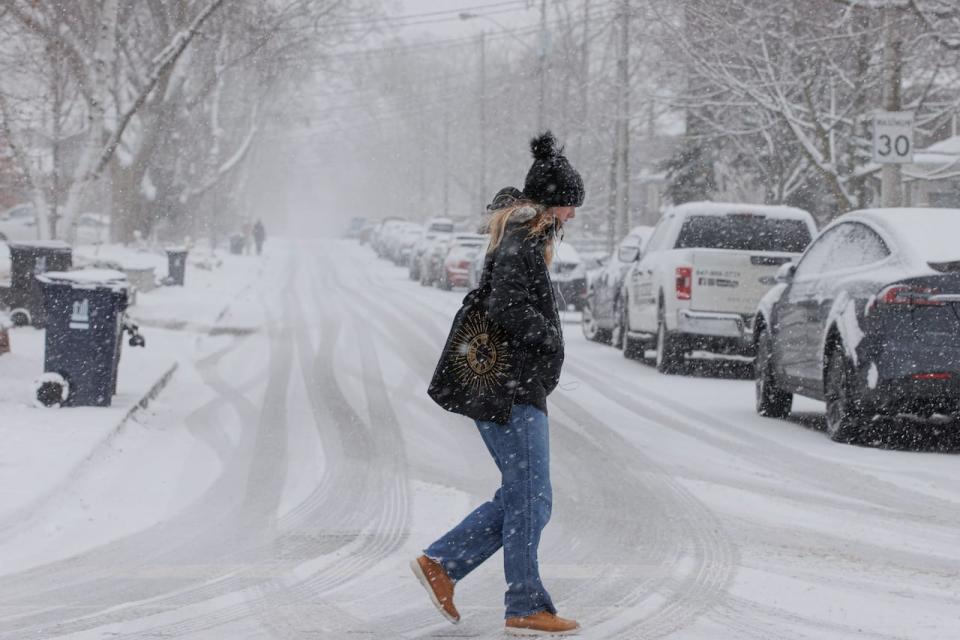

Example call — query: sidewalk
[0,243,266,531]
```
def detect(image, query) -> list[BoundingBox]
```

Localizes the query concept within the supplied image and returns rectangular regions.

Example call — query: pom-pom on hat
[522,131,585,207]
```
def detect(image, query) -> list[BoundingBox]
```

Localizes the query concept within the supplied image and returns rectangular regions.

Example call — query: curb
[134,317,259,336]
[0,360,180,540]
[119,361,179,427]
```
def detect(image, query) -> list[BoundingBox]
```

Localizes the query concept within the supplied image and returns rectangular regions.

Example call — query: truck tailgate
[691,250,795,314]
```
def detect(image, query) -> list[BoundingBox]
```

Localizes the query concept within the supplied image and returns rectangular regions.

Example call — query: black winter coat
[484,218,564,416]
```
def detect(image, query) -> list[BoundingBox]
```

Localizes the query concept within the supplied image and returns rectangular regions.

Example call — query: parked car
[582,226,653,343]
[346,216,367,239]
[0,206,108,245]
[620,202,816,373]
[441,235,488,289]
[0,204,39,243]
[425,217,455,234]
[384,222,422,264]
[409,231,441,281]
[72,213,109,245]
[754,207,960,443]
[359,219,379,245]
[417,232,453,286]
[421,232,483,287]
[395,224,425,266]
[550,243,588,311]
[467,242,489,290]
[371,217,406,256]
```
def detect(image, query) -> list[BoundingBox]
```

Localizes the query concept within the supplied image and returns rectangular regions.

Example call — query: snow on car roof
[555,242,581,264]
[622,225,654,248]
[668,201,814,223]
[846,208,960,265]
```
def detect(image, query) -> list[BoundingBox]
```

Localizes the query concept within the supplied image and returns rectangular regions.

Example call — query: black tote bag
[427,254,524,425]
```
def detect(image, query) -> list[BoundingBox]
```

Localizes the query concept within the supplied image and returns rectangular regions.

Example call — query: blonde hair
[486,202,556,266]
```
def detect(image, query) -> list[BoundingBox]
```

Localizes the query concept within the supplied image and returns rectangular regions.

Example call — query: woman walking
[414,132,585,636]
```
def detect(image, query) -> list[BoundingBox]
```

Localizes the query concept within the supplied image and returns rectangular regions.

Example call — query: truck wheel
[655,308,685,374]
[581,303,611,344]
[755,329,792,418]
[613,302,627,351]
[824,348,868,444]
[620,300,643,359]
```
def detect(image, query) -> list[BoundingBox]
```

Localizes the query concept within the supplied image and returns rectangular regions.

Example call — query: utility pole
[479,30,487,213]
[443,112,450,215]
[575,0,591,159]
[537,0,547,130]
[614,0,631,239]
[881,4,904,207]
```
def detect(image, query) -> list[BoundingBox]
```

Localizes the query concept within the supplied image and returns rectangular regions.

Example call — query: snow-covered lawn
[0,243,271,563]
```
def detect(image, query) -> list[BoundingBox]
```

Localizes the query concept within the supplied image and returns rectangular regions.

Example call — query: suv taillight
[874,284,944,308]
[676,267,692,300]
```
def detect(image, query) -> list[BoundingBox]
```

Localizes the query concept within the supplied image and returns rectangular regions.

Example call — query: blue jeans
[424,404,556,619]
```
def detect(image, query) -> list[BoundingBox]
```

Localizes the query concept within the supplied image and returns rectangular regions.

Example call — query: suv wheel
[655,307,685,374]
[824,348,868,443]
[755,328,792,418]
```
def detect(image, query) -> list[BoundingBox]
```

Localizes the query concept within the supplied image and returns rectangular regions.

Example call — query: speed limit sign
[873,111,914,164]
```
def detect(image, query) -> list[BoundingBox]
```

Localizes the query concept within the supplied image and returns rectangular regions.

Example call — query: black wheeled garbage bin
[0,241,72,327]
[165,248,188,286]
[35,269,141,407]
[229,234,244,255]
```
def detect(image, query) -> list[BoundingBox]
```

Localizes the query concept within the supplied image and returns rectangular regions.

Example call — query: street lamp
[459,9,547,131]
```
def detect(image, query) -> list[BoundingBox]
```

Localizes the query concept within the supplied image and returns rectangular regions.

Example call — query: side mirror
[619,245,640,263]
[775,263,796,283]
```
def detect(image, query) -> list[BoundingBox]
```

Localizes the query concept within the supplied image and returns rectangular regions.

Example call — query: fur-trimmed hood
[505,205,540,226]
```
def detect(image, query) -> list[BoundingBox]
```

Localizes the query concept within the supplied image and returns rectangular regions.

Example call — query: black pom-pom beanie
[522,131,585,207]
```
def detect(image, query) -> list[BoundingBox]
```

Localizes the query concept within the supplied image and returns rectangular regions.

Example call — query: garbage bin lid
[166,246,188,253]
[37,269,129,290]
[7,240,71,252]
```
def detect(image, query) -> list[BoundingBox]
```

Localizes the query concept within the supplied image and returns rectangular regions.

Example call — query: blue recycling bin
[166,248,188,286]
[36,270,138,407]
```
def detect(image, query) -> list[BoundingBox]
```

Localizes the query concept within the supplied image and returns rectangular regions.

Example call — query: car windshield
[675,215,811,253]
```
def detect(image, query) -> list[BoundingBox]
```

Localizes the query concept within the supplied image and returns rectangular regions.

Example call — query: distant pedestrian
[241,220,253,255]
[416,132,585,636]
[252,219,266,256]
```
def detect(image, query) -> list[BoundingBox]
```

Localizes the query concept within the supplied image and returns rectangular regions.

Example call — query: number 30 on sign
[873,111,914,164]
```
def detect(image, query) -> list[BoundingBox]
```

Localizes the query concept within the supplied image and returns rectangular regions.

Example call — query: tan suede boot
[410,555,460,624]
[505,610,580,636]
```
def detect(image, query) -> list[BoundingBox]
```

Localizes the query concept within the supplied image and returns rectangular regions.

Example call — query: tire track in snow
[323,242,746,639]
[102,253,413,639]
[0,259,296,639]
[566,354,960,530]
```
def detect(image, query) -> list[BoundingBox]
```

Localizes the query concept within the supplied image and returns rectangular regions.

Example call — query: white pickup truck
[619,202,816,373]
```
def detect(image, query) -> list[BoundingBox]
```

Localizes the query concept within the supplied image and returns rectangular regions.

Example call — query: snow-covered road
[2,239,959,639]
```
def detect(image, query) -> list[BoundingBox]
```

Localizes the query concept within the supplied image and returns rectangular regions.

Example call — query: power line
[319,1,530,28]
[284,4,619,63]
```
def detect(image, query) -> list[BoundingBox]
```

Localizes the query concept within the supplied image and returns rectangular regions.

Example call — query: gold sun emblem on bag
[451,310,514,394]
